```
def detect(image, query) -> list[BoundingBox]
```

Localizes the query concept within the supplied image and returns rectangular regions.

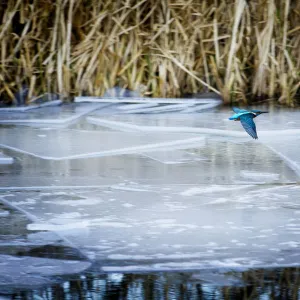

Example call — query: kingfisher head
[251,109,268,116]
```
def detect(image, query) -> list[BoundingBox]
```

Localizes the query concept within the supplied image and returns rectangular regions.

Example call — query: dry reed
[0,0,299,105]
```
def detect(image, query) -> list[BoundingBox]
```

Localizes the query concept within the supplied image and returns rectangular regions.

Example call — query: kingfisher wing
[239,114,258,139]
[232,107,248,114]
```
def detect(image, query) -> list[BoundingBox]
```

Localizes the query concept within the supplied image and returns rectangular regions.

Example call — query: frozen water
[141,150,207,164]
[118,103,195,114]
[262,135,300,177]
[76,96,222,115]
[117,103,159,111]
[1,102,300,290]
[0,152,13,164]
[0,103,106,127]
[0,201,91,293]
[0,254,90,290]
[0,138,297,188]
[0,100,62,112]
[75,96,222,105]
[2,184,300,272]
[0,210,9,217]
[0,127,204,160]
[240,171,280,182]
[89,106,300,132]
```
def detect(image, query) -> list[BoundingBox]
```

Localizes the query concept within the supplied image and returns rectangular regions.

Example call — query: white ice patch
[53,212,83,219]
[47,215,86,225]
[145,218,198,230]
[27,220,90,231]
[164,202,187,211]
[111,185,151,192]
[240,171,280,181]
[201,225,214,229]
[0,152,13,164]
[91,220,132,228]
[279,241,299,248]
[151,219,177,224]
[50,198,103,206]
[122,203,135,208]
[180,185,253,196]
[128,243,139,247]
[206,258,262,268]
[151,223,198,229]
[207,198,229,205]
[0,210,10,217]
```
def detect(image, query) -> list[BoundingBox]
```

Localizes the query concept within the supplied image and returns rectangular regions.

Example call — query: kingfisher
[229,107,268,139]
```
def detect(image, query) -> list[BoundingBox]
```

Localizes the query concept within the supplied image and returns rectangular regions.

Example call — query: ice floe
[0,152,13,164]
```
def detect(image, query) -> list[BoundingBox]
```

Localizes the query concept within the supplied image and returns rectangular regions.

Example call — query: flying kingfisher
[229,107,268,139]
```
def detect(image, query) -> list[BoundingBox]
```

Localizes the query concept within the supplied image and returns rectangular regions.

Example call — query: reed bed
[0,0,299,105]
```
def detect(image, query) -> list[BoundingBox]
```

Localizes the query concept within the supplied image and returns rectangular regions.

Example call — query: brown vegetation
[0,0,299,105]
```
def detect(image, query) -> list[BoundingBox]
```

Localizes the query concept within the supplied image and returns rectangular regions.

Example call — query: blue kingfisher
[229,107,268,139]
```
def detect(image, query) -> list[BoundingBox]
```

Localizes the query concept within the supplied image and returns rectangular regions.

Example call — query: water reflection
[9,268,300,299]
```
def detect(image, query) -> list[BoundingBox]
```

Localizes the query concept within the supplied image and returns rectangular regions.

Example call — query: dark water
[6,268,300,300]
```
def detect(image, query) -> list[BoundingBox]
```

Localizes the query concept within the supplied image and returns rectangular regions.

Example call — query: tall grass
[0,0,299,105]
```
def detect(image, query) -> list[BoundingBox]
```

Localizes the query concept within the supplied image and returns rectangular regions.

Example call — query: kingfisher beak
[261,111,268,113]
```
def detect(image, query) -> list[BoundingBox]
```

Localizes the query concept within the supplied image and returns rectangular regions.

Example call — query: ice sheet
[262,135,300,177]
[0,139,297,188]
[0,200,91,294]
[1,104,300,276]
[75,96,222,105]
[0,128,204,160]
[77,96,222,114]
[89,107,300,132]
[87,112,234,131]
[3,185,300,271]
[0,254,90,291]
[141,150,207,164]
[0,152,13,164]
[117,103,159,111]
[0,210,9,217]
[86,116,252,138]
[0,103,106,126]
[118,103,195,114]
[0,100,62,112]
